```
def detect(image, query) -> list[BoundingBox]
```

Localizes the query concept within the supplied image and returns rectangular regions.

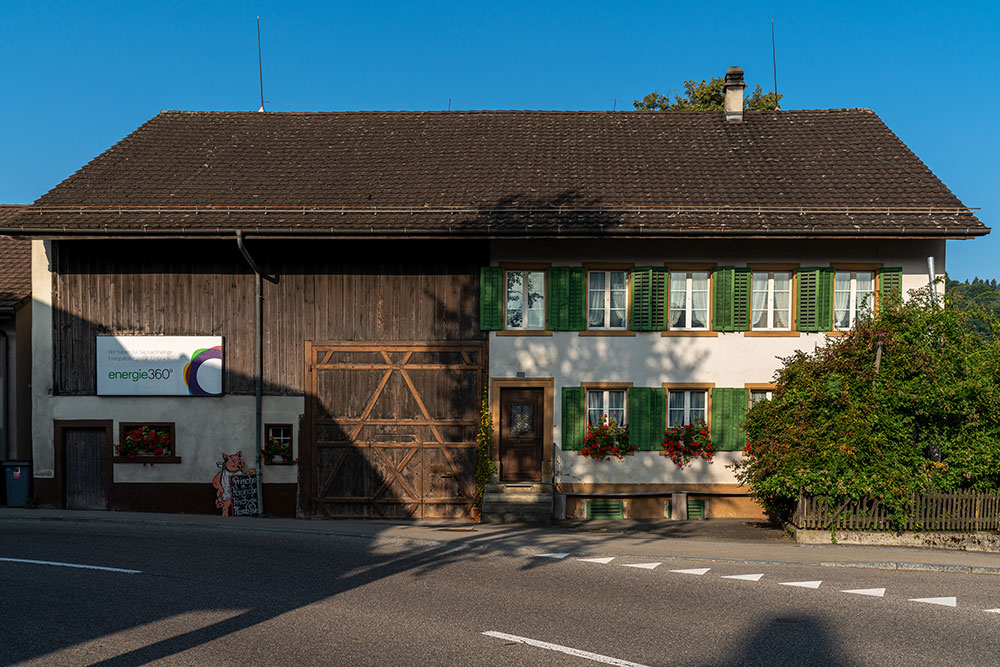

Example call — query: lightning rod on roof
[257,16,265,112]
[771,18,780,110]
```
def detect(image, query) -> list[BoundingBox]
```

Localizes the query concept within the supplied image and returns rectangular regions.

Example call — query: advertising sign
[97,336,224,396]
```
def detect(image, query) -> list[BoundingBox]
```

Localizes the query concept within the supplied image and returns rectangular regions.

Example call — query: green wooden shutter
[879,267,903,305]
[479,266,503,330]
[562,387,585,450]
[628,387,666,451]
[630,267,667,331]
[547,267,586,331]
[818,268,834,331]
[711,387,749,451]
[733,268,751,331]
[712,267,734,331]
[796,268,833,332]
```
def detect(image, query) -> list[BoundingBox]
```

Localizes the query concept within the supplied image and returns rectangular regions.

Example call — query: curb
[4,512,999,575]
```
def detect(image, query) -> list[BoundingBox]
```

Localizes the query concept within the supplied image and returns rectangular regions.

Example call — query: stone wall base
[795,528,1000,553]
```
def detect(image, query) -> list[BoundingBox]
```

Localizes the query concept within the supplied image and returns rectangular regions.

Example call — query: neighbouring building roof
[1,109,988,239]
[0,205,30,309]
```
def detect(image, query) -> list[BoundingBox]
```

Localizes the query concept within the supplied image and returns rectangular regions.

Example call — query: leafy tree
[634,76,782,111]
[732,286,1000,524]
[946,276,1000,338]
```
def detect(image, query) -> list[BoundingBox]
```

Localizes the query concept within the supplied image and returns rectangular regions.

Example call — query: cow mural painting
[212,451,258,516]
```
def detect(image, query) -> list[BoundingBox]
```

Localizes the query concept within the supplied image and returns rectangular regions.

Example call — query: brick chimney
[723,66,746,122]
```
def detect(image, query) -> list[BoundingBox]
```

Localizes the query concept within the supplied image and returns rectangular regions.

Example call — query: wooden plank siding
[52,240,488,396]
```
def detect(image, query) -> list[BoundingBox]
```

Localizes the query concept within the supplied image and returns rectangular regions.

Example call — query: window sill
[744,331,801,338]
[577,449,636,457]
[826,330,850,337]
[496,330,553,337]
[661,330,719,337]
[579,330,637,337]
[112,456,182,464]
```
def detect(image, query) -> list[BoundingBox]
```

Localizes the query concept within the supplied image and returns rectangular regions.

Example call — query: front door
[500,388,543,482]
[64,428,108,509]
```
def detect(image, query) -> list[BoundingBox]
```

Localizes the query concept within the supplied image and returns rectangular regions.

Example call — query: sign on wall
[97,336,224,396]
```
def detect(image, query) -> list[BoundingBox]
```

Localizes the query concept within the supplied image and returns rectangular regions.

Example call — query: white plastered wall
[488,237,945,487]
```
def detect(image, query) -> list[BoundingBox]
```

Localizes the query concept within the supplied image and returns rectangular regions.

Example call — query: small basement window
[588,499,625,519]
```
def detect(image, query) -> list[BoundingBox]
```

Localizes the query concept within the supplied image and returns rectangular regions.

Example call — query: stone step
[483,492,553,505]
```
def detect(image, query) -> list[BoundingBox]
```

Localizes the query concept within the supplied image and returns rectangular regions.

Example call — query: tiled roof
[2,110,987,239]
[0,206,30,309]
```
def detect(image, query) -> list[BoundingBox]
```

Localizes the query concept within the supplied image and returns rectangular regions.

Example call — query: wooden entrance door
[305,341,484,519]
[500,388,543,482]
[64,428,108,509]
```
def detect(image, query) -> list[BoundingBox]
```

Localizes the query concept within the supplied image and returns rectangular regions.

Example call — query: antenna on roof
[771,18,780,110]
[257,16,265,112]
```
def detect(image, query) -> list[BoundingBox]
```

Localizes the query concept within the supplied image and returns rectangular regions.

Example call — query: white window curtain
[751,273,768,329]
[691,272,709,328]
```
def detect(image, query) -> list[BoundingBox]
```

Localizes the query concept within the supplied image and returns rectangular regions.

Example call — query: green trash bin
[3,461,30,507]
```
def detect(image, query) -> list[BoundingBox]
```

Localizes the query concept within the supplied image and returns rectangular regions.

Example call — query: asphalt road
[2,518,999,666]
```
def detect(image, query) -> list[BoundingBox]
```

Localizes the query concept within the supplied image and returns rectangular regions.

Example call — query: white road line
[0,557,142,574]
[909,597,957,607]
[579,557,616,564]
[984,609,1000,614]
[670,568,711,575]
[534,553,570,559]
[483,631,649,667]
[779,580,822,589]
[721,573,764,581]
[621,562,661,570]
[842,588,886,597]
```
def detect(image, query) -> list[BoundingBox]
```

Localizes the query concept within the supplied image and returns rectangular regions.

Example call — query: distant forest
[946,277,1000,335]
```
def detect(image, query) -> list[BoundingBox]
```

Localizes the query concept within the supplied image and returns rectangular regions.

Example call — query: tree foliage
[946,276,1000,338]
[732,286,1000,523]
[634,76,782,111]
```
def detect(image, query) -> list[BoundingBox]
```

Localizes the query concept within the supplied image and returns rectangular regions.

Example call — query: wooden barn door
[305,342,483,519]
[63,428,109,510]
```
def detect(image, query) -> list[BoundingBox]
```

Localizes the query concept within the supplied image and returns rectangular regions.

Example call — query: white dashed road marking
[984,609,1000,614]
[579,557,616,564]
[622,562,661,570]
[780,580,822,589]
[721,573,765,581]
[0,557,142,574]
[535,553,570,559]
[670,568,711,575]
[483,631,650,667]
[909,597,957,607]
[842,588,886,597]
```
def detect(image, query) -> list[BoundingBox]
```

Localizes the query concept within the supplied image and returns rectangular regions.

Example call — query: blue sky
[2,1,997,279]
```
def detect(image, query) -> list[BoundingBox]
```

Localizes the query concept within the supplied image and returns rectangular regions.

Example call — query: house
[2,67,988,519]
[0,205,32,480]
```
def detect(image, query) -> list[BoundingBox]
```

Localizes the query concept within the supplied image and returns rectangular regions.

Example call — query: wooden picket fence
[793,489,1000,531]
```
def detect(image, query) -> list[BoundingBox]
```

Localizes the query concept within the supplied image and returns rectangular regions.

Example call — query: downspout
[236,232,278,515]
[1,325,8,462]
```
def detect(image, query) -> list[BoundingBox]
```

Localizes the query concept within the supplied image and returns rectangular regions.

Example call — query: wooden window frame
[264,423,295,465]
[581,381,633,427]
[113,421,180,464]
[745,382,777,407]
[583,263,632,334]
[828,262,883,336]
[497,262,552,336]
[663,382,714,430]
[664,262,718,337]
[746,263,800,337]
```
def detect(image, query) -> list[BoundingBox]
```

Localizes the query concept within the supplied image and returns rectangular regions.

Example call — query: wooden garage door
[304,341,484,519]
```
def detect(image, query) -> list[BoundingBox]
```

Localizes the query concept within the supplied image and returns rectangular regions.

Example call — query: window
[587,388,626,426]
[669,271,710,330]
[751,271,792,330]
[505,270,546,329]
[834,271,874,330]
[115,422,179,462]
[588,270,628,329]
[749,389,773,406]
[264,423,294,464]
[668,390,707,427]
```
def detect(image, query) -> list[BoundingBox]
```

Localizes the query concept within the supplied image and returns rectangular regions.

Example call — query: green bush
[732,286,1000,523]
